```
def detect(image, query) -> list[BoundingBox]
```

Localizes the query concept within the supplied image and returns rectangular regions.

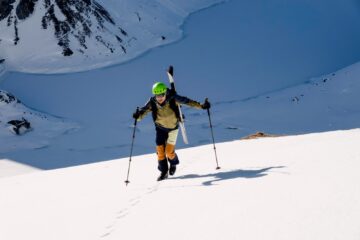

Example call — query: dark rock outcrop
[0,90,21,104]
[7,118,31,135]
[16,0,38,20]
[0,0,16,21]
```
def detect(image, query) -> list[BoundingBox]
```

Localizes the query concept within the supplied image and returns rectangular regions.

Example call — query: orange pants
[156,144,176,161]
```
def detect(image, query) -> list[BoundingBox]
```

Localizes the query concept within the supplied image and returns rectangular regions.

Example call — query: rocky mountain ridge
[0,0,130,57]
[0,0,225,73]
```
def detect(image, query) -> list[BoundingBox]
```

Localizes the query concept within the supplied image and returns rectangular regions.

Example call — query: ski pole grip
[134,107,140,124]
[203,98,211,111]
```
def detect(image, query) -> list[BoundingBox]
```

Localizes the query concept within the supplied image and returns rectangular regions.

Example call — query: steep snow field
[0,129,359,240]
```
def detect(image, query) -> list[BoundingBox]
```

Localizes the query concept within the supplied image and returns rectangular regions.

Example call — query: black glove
[132,110,140,119]
[201,100,211,110]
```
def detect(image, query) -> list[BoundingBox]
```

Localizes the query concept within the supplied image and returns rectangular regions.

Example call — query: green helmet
[152,82,168,95]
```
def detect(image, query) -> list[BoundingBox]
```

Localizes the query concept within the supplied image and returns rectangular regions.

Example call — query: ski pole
[125,107,139,186]
[205,98,220,170]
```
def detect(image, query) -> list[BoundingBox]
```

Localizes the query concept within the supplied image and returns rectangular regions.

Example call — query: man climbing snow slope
[132,82,210,181]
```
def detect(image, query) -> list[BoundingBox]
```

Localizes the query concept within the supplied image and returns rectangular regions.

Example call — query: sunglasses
[155,93,166,97]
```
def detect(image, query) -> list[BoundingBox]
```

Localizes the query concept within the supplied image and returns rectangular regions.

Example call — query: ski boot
[168,154,179,176]
[169,165,176,176]
[157,171,169,181]
[157,159,169,181]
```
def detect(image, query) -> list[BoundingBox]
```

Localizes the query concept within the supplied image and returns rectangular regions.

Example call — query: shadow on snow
[172,166,286,186]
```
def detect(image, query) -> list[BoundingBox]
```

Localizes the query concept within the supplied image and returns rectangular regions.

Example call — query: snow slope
[0,89,78,153]
[0,61,78,153]
[0,129,359,240]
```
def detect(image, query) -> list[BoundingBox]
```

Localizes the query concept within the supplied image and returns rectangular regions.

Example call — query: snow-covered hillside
[1,129,359,240]
[0,0,224,73]
[0,89,78,153]
[1,61,77,153]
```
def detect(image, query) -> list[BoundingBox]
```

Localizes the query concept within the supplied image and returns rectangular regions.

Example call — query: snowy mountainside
[0,0,225,73]
[0,89,78,153]
[0,129,359,240]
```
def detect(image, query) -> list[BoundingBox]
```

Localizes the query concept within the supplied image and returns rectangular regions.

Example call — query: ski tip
[168,65,174,75]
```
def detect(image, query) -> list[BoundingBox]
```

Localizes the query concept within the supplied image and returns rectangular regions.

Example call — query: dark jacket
[137,90,202,129]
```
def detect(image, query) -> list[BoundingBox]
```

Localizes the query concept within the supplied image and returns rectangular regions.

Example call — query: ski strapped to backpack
[167,65,189,144]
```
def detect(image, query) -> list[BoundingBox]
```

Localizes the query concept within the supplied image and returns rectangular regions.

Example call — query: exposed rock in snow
[0,89,78,153]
